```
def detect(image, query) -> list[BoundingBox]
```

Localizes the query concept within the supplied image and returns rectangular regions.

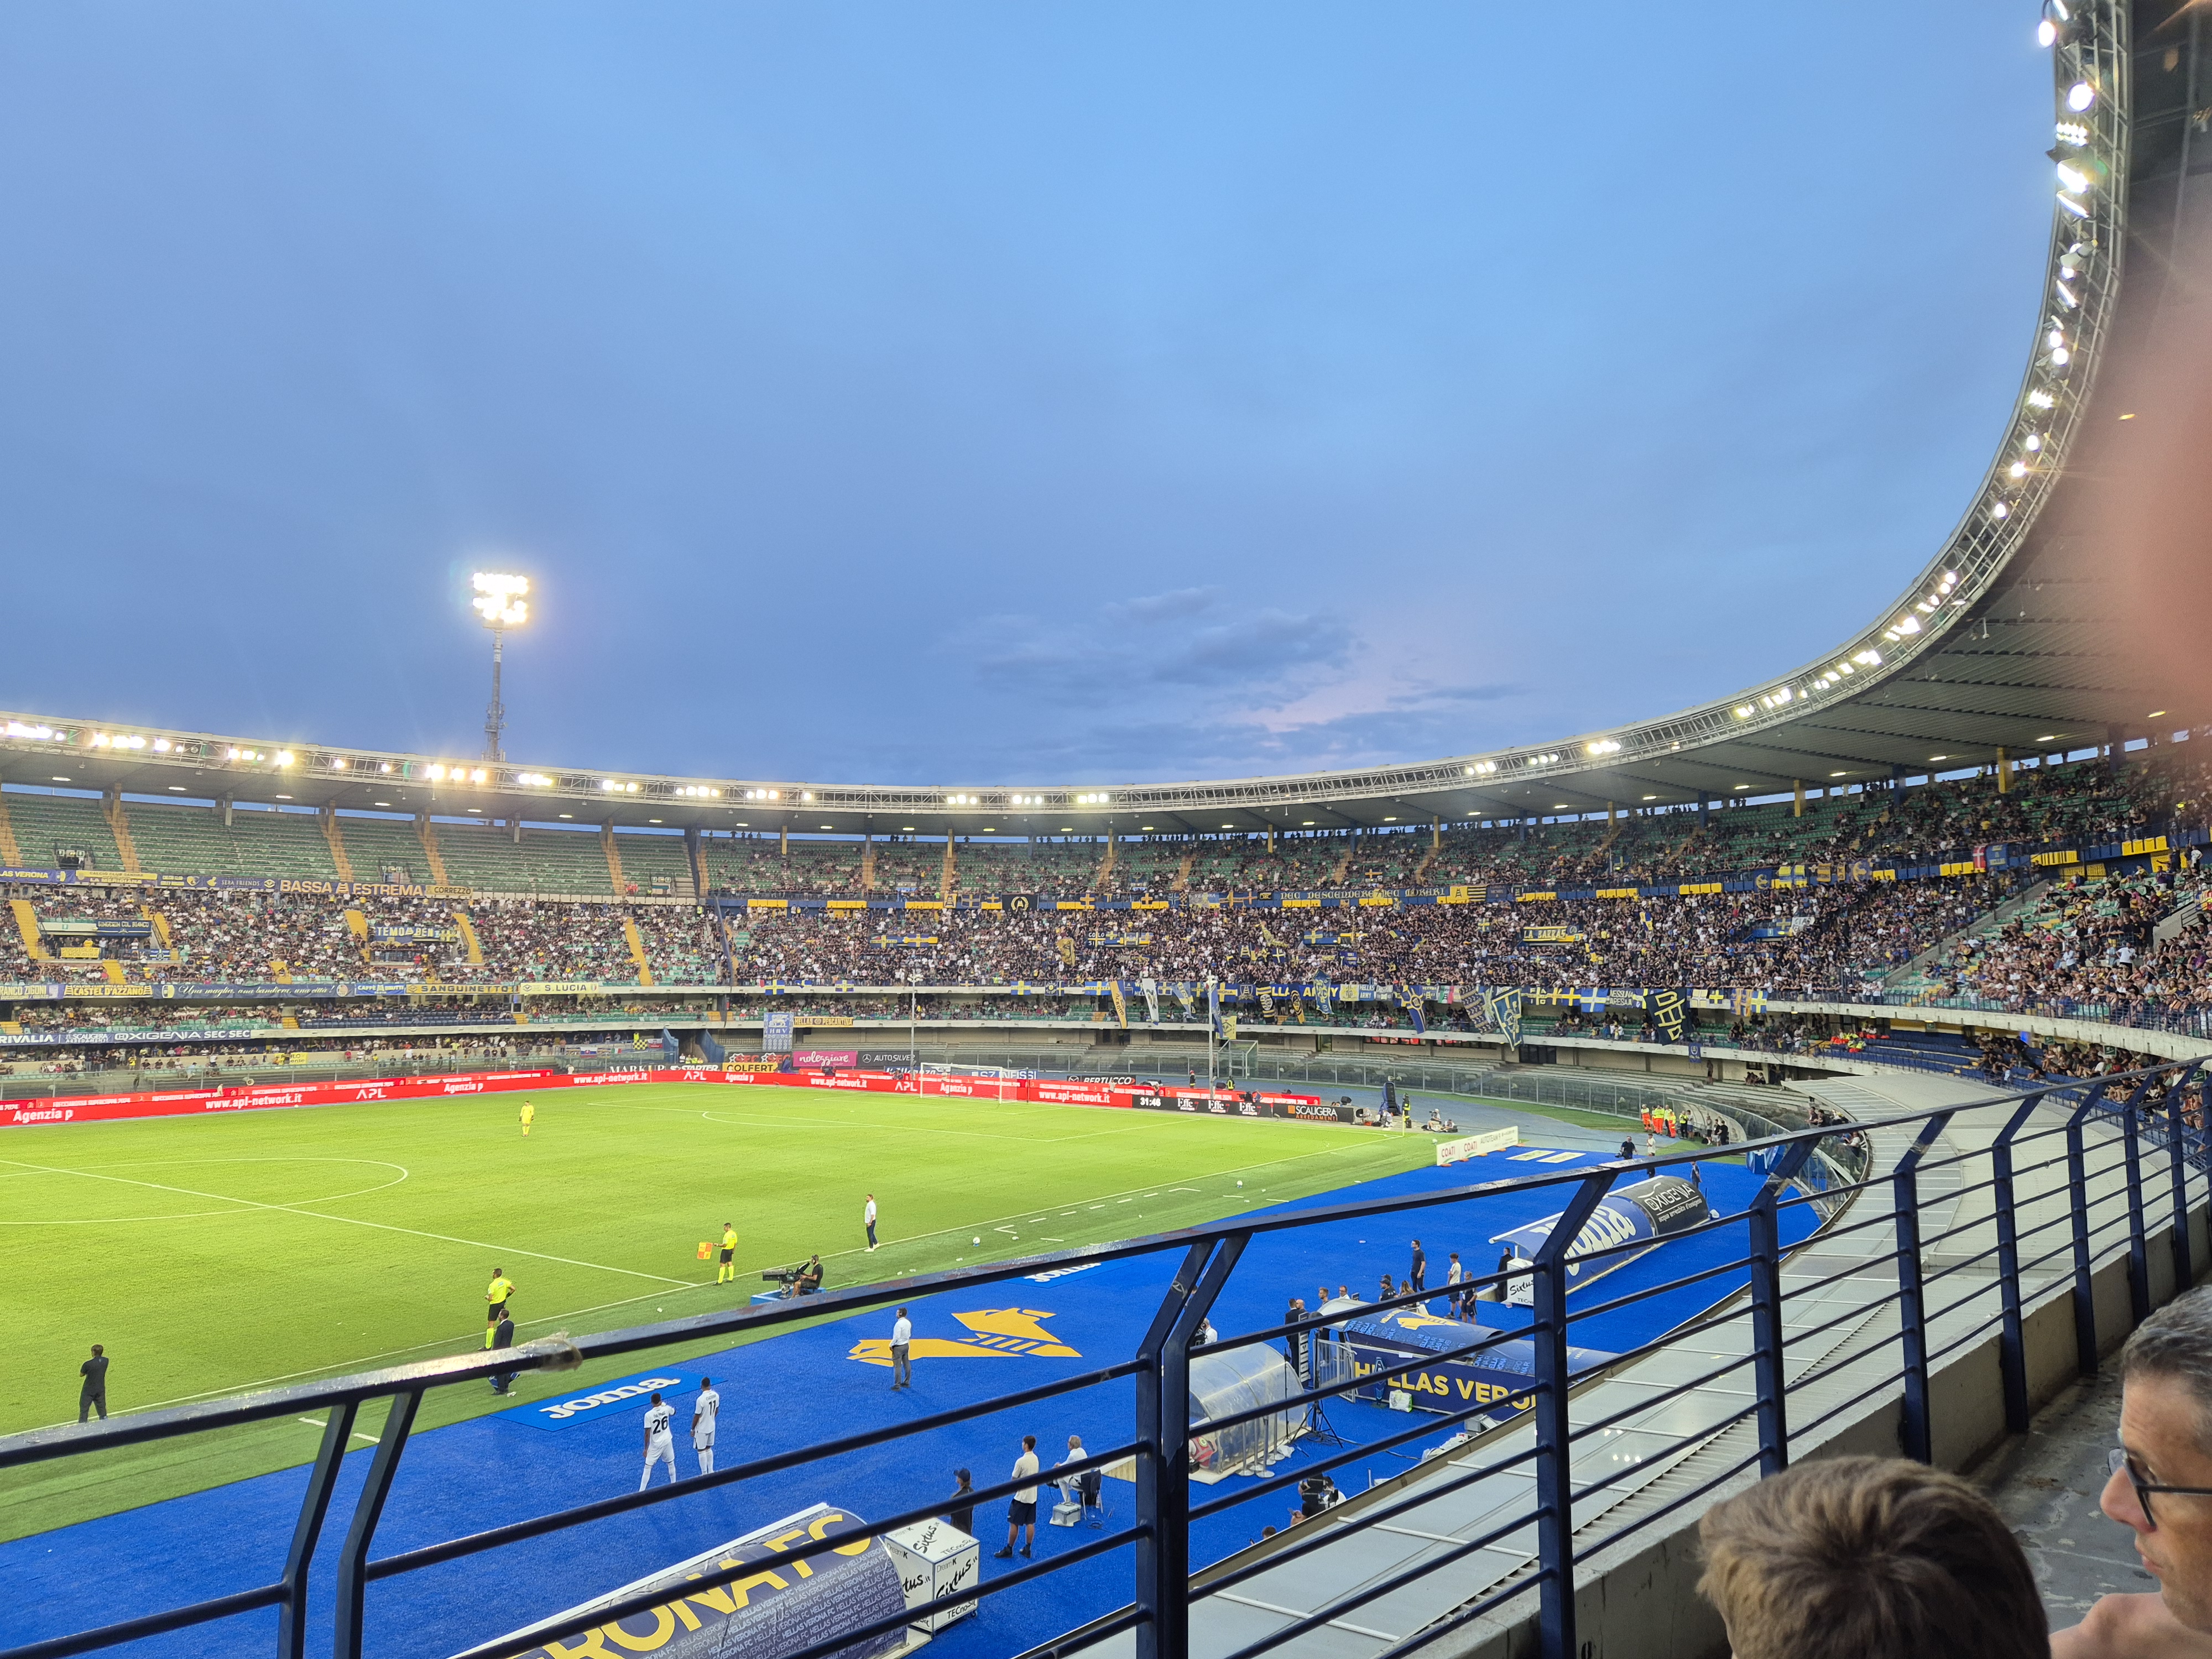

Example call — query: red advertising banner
[0,1065,1321,1129]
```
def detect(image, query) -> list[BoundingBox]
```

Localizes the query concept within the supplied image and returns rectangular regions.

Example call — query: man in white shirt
[1057,1433,1089,1515]
[993,1434,1041,1560]
[639,1391,677,1490]
[890,1307,912,1390]
[691,1376,719,1475]
[864,1194,879,1251]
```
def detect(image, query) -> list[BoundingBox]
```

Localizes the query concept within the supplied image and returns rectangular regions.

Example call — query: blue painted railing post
[2122,1074,2158,1322]
[1135,1240,1217,1659]
[2068,1084,2111,1377]
[2168,1062,2204,1295]
[1892,1113,1953,1464]
[1750,1140,1817,1475]
[1532,1171,1613,1659]
[333,1389,420,1659]
[280,1401,359,1659]
[1990,1095,2048,1436]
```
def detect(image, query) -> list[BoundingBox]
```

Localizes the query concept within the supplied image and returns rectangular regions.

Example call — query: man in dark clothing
[79,1345,108,1422]
[1408,1240,1427,1295]
[946,1468,975,1536]
[489,1308,518,1395]
[1619,1138,1636,1160]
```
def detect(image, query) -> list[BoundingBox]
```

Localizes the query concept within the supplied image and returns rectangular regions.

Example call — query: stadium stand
[1,792,122,870]
[119,801,345,881]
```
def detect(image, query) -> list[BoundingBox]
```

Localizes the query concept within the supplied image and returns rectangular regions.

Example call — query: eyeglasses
[2109,1448,2212,1527]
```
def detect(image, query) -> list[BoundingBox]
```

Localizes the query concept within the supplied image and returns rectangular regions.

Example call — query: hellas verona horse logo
[848,1308,1079,1366]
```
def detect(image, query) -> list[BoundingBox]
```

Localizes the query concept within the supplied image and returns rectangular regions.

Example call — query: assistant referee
[485,1267,515,1348]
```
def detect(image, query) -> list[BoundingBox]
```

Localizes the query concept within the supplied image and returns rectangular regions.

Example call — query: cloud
[967,601,1352,706]
[1102,586,1220,624]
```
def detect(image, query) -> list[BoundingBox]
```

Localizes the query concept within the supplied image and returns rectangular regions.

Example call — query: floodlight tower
[471,573,529,762]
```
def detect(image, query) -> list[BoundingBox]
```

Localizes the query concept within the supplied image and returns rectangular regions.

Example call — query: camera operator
[795,1253,825,1296]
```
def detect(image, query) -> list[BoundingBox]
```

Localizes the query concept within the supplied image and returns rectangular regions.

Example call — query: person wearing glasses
[2055,1288,2212,1657]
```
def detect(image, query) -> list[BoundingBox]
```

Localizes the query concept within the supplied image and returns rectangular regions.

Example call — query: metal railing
[3,1058,2205,1659]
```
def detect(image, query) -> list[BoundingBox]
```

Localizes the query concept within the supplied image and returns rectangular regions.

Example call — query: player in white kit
[691,1376,719,1475]
[639,1391,677,1489]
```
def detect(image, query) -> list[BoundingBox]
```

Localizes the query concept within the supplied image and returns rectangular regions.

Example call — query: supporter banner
[1520,927,1583,945]
[797,1015,855,1027]
[762,1011,795,1052]
[371,926,460,943]
[64,984,153,999]
[518,981,608,995]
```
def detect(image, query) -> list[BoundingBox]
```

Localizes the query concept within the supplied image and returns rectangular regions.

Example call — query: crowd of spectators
[1921,855,2210,1024]
[0,867,2054,1003]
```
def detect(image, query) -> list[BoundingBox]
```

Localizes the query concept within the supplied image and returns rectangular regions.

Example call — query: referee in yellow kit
[717,1222,738,1285]
[485,1266,515,1347]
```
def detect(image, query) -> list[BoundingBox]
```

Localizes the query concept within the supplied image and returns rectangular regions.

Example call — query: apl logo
[848,1308,1079,1366]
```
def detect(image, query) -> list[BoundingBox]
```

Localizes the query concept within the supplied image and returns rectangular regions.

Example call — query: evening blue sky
[0,4,2054,786]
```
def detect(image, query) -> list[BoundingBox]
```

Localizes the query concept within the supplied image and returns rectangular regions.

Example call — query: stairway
[861,837,877,893]
[322,812,354,881]
[9,899,48,960]
[622,915,655,986]
[100,958,127,984]
[1327,834,1355,887]
[103,796,143,873]
[0,795,19,864]
[1881,878,2051,996]
[415,818,450,885]
[454,910,485,967]
[941,837,957,899]
[601,824,625,893]
[143,905,173,950]
[1412,837,1441,886]
[1092,835,1117,894]
[1170,849,1196,893]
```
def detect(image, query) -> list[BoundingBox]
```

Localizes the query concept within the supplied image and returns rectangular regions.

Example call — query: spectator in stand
[1698,1455,2046,1659]
[2054,1288,2212,1656]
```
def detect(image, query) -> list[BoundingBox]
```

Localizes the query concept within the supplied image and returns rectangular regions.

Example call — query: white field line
[0,1156,696,1287]
[6,1125,1401,1428]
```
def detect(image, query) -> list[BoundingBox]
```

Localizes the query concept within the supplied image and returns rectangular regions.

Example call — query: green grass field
[5,1083,1489,1539]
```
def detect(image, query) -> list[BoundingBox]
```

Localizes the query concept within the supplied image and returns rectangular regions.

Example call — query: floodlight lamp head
[471,572,530,628]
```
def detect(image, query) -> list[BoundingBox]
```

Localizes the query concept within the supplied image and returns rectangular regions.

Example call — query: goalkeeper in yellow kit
[520,1101,534,1137]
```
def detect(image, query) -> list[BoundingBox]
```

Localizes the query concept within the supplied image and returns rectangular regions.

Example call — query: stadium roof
[4,0,2207,842]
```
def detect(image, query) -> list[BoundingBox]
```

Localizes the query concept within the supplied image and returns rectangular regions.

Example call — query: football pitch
[2,1081,1524,1539]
